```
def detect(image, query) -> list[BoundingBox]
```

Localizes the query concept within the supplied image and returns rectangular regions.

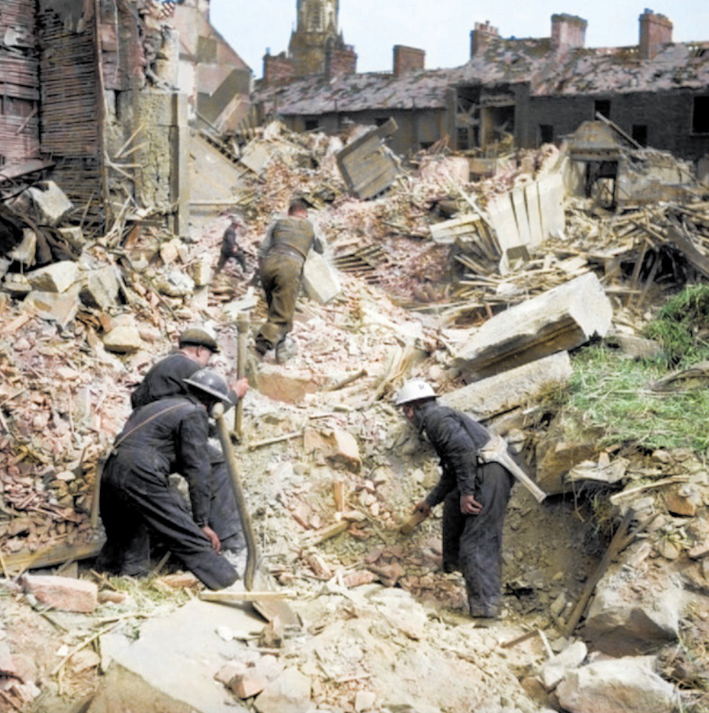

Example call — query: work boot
[275,337,293,364]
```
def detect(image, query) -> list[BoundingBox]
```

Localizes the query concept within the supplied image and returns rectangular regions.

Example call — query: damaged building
[0,0,251,235]
[254,9,709,167]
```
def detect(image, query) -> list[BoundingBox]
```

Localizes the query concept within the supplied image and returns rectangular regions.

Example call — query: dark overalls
[417,401,514,617]
[96,397,237,590]
[131,352,245,552]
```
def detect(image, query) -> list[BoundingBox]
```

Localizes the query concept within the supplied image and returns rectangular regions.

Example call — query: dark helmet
[179,326,219,353]
[183,369,232,405]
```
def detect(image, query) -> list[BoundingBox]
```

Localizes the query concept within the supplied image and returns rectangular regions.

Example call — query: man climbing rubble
[96,369,239,590]
[215,214,248,275]
[396,379,515,619]
[255,197,324,361]
[131,326,248,571]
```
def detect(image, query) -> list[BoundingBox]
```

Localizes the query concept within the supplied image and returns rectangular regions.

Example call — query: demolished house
[3,2,709,713]
[254,9,709,166]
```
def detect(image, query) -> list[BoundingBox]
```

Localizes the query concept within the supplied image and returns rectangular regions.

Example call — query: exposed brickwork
[393,45,425,77]
[263,52,293,86]
[551,14,587,52]
[326,44,357,79]
[470,21,499,58]
[639,9,673,60]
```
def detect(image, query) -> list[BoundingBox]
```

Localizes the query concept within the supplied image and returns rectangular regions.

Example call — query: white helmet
[395,379,437,406]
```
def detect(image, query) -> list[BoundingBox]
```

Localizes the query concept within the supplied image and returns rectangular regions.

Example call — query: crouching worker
[96,369,238,590]
[396,379,515,619]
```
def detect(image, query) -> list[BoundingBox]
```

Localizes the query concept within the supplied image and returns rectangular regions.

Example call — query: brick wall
[551,14,587,52]
[263,53,293,86]
[525,90,709,161]
[326,44,357,79]
[639,9,673,60]
[393,45,425,77]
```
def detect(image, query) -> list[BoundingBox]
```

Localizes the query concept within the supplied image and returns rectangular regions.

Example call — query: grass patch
[644,284,709,367]
[567,345,709,453]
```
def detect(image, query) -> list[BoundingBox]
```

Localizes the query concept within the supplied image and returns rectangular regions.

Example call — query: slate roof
[254,36,709,117]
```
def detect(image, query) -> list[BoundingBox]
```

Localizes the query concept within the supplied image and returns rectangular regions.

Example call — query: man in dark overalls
[131,326,248,568]
[215,215,248,275]
[96,370,238,589]
[255,198,323,360]
[396,379,515,619]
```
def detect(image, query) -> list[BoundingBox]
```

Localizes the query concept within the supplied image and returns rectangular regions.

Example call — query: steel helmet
[395,379,437,406]
[179,326,219,353]
[183,369,233,405]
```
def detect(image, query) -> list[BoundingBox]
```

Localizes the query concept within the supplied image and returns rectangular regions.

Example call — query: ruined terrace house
[0,0,251,233]
[253,8,709,165]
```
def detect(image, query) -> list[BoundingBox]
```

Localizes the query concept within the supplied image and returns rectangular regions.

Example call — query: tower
[289,0,349,78]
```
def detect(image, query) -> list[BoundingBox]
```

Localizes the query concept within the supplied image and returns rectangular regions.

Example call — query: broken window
[539,124,554,145]
[457,127,470,151]
[375,118,389,127]
[692,96,709,135]
[594,100,611,119]
[305,119,319,131]
[632,125,648,146]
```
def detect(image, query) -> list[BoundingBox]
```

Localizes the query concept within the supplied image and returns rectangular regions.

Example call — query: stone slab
[88,599,267,713]
[454,272,612,380]
[303,252,341,304]
[441,351,572,421]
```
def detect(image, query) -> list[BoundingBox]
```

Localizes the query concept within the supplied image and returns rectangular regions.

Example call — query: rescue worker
[96,370,238,590]
[396,379,515,619]
[215,214,248,275]
[131,326,248,568]
[255,198,324,360]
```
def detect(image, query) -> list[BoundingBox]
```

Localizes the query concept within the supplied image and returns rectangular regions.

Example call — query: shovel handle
[214,402,257,589]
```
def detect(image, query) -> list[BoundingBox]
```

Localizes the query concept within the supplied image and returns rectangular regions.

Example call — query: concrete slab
[303,252,341,304]
[88,598,267,713]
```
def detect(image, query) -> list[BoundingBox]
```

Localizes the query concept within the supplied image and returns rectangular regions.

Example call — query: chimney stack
[470,21,499,58]
[551,14,587,53]
[393,45,425,77]
[639,9,672,59]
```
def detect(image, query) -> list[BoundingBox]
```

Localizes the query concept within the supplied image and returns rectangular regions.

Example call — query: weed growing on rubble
[567,345,709,453]
[645,284,709,367]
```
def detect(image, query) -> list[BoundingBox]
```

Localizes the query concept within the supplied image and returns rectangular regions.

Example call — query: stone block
[343,570,377,588]
[303,252,341,304]
[230,670,267,699]
[81,266,122,311]
[254,364,318,404]
[8,228,36,266]
[103,325,145,354]
[155,270,194,297]
[441,351,572,421]
[24,181,73,226]
[254,668,311,713]
[323,428,361,471]
[57,226,85,250]
[24,289,80,328]
[583,562,681,655]
[21,574,97,613]
[27,261,79,293]
[454,272,612,380]
[557,656,679,713]
[190,254,213,288]
[535,411,603,495]
[355,690,377,712]
[539,641,587,692]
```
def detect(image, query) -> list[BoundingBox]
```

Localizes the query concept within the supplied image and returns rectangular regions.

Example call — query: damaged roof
[255,37,709,116]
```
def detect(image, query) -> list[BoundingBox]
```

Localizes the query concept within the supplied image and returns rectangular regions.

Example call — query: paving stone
[21,574,97,613]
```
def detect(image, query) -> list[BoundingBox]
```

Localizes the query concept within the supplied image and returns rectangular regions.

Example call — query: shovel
[212,402,300,626]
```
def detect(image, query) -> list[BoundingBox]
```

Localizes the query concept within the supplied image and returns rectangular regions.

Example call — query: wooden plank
[3,539,105,574]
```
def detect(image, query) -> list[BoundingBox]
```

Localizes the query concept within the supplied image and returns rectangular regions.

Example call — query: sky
[209,0,709,79]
